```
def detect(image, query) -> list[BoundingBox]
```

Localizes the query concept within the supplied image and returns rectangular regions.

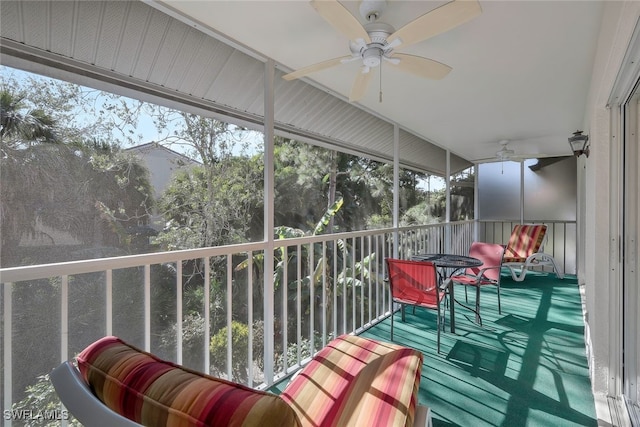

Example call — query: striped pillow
[281,334,423,427]
[77,336,301,427]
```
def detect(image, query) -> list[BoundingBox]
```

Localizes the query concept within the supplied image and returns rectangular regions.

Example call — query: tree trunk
[327,151,338,233]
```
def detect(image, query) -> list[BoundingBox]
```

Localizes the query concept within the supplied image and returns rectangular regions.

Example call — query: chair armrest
[50,361,141,427]
[477,265,502,278]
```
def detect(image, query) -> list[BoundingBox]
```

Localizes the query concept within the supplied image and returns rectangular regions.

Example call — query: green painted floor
[361,270,597,427]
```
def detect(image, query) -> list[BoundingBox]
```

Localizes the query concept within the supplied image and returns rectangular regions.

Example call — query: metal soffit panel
[0,0,469,176]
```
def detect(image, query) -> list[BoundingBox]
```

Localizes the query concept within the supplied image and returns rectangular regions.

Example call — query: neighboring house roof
[126,142,200,198]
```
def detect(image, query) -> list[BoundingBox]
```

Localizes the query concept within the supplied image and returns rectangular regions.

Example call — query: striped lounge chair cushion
[280,334,423,427]
[503,224,547,263]
[77,336,301,427]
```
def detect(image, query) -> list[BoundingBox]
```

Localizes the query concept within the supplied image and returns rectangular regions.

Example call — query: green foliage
[160,313,207,370]
[210,321,251,383]
[313,197,344,235]
[275,332,331,371]
[11,374,82,427]
[0,79,155,266]
[155,156,263,250]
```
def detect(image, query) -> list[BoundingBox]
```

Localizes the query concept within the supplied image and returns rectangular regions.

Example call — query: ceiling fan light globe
[362,48,383,67]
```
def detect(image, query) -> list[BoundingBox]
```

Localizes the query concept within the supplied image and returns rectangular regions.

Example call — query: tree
[1,71,157,404]
[1,74,156,266]
[155,155,264,250]
[274,138,381,232]
[0,89,58,145]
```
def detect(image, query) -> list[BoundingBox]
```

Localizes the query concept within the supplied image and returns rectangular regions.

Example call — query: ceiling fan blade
[311,0,371,43]
[282,56,352,81]
[349,69,373,102]
[389,54,452,80]
[387,0,481,50]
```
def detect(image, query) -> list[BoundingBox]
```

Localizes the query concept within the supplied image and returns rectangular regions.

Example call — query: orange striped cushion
[503,224,547,263]
[281,334,423,427]
[77,336,300,427]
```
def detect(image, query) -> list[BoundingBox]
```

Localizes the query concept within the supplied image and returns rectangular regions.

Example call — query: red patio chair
[447,242,505,326]
[503,224,564,282]
[386,258,446,353]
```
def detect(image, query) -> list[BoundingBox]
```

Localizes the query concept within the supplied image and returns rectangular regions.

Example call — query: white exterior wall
[127,144,199,198]
[583,1,640,420]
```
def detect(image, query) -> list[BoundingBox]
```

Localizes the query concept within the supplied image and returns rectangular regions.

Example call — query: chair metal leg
[391,304,394,340]
[436,304,441,354]
[475,285,482,326]
[497,284,501,314]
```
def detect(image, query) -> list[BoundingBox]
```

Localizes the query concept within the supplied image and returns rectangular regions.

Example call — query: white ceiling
[159,0,604,163]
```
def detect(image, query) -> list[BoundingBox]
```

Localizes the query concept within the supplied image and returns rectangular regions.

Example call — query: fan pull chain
[379,59,383,103]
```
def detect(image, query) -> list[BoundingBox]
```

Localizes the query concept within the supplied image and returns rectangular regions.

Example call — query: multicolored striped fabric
[77,336,301,427]
[281,334,423,427]
[503,224,547,263]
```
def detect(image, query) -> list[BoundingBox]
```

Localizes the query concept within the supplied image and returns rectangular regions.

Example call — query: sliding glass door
[623,80,640,423]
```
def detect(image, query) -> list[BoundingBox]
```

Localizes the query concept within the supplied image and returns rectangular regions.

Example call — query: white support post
[61,275,69,363]
[520,161,525,224]
[106,269,113,336]
[226,255,233,380]
[474,166,479,242]
[263,59,276,385]
[393,124,400,258]
[204,258,211,374]
[144,265,151,352]
[4,282,12,427]
[445,150,451,253]
[247,252,254,387]
[176,262,183,365]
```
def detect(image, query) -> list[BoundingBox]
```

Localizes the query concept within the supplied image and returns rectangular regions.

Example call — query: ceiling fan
[473,139,567,165]
[473,140,523,164]
[282,0,482,103]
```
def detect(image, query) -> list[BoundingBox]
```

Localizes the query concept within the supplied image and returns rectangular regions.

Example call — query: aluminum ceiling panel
[20,2,48,50]
[400,130,446,174]
[0,3,20,45]
[50,2,76,59]
[147,20,191,85]
[94,2,130,70]
[130,11,172,82]
[275,77,395,159]
[73,2,103,65]
[113,2,154,76]
[209,50,265,115]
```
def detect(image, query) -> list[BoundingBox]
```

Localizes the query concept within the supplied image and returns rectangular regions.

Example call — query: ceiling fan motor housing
[364,22,395,44]
[353,21,395,67]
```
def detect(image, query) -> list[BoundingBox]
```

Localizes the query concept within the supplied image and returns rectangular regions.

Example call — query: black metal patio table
[411,253,482,333]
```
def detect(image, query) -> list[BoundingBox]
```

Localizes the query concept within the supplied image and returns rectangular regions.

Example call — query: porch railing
[1,219,577,421]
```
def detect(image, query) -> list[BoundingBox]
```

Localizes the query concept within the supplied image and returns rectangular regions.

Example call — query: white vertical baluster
[204,258,211,374]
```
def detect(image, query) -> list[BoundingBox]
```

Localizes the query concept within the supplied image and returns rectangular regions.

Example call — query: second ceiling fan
[283,0,482,102]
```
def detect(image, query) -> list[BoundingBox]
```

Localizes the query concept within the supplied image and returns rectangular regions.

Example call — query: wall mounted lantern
[568,130,589,157]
